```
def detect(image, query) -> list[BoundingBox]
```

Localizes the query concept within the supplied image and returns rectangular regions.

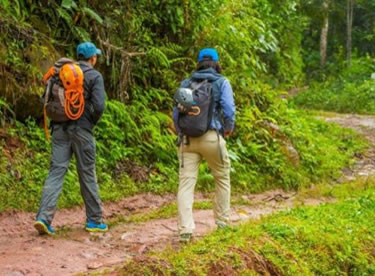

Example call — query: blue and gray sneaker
[85,221,108,232]
[34,219,55,235]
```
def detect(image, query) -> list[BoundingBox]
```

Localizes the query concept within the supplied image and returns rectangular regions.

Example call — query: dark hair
[77,54,91,62]
[197,58,222,73]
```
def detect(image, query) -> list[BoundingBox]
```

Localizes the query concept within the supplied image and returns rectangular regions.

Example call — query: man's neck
[80,61,93,67]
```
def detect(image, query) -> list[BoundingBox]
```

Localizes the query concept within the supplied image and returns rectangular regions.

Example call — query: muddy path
[323,113,375,180]
[1,189,310,276]
[1,113,375,276]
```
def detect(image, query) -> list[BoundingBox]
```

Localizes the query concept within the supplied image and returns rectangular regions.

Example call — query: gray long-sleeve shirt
[77,61,105,131]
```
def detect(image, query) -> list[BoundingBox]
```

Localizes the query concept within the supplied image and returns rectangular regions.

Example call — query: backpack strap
[190,79,208,92]
[83,67,94,74]
[81,67,95,99]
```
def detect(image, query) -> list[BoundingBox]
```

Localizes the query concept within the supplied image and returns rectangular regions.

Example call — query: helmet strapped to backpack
[59,63,85,120]
[59,63,84,94]
[174,87,196,113]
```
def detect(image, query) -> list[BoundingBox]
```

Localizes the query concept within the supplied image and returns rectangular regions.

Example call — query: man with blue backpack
[173,48,235,242]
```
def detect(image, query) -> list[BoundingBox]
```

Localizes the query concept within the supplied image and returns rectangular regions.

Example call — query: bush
[292,57,375,114]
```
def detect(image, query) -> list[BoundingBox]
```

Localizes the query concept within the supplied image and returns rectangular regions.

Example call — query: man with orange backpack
[34,42,107,235]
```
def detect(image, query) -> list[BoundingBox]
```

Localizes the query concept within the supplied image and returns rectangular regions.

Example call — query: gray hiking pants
[36,124,103,225]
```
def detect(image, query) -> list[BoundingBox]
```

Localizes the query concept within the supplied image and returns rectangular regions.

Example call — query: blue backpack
[174,79,214,137]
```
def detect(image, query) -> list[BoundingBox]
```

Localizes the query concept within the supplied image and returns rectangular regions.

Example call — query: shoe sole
[85,227,108,233]
[34,221,54,235]
[179,235,192,243]
[179,239,191,243]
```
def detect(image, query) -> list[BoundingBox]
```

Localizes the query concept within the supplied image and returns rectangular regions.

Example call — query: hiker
[34,42,107,235]
[173,48,235,242]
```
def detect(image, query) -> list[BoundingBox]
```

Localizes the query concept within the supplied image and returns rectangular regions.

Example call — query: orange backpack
[42,58,85,139]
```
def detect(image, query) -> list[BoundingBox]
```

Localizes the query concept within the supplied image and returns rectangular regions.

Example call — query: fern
[0,98,15,126]
[82,7,103,24]
[72,26,90,41]
[57,7,73,25]
[147,47,171,68]
[61,0,78,10]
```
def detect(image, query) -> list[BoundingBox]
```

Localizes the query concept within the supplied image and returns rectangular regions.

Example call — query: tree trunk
[346,0,354,66]
[320,0,329,68]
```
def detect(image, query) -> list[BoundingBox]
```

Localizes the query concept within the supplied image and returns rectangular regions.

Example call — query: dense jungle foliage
[294,0,375,113]
[0,0,374,211]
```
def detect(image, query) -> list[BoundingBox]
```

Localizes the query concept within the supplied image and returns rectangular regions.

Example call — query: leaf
[147,47,170,68]
[82,7,103,24]
[61,0,77,10]
[72,26,90,41]
[57,7,73,25]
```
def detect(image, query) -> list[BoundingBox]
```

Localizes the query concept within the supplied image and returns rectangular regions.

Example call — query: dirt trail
[0,190,307,276]
[1,113,374,276]
[323,113,375,180]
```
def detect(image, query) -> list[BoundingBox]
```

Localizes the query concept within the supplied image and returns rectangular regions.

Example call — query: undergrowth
[292,57,375,114]
[115,178,375,275]
[0,97,366,212]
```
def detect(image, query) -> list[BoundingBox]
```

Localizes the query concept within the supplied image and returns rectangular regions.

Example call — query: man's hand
[224,130,233,138]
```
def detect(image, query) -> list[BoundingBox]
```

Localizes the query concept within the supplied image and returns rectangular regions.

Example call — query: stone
[6,271,24,276]
[121,232,133,240]
[87,262,103,270]
[79,251,97,259]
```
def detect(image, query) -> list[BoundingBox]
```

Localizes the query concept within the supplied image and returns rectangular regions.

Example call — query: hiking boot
[85,221,108,232]
[179,233,192,243]
[34,219,55,235]
[217,221,230,229]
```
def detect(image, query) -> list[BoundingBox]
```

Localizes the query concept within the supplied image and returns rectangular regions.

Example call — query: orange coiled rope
[64,88,85,120]
[60,63,85,121]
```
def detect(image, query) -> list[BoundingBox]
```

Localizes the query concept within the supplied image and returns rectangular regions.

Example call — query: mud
[0,193,176,236]
[0,189,307,276]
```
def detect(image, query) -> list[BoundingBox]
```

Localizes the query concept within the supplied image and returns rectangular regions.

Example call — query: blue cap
[198,48,219,62]
[77,42,102,59]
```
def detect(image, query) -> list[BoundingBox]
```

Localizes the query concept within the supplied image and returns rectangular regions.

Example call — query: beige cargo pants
[177,130,231,235]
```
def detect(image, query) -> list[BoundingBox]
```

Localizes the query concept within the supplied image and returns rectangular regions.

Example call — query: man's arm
[173,107,181,134]
[90,73,105,124]
[219,79,235,136]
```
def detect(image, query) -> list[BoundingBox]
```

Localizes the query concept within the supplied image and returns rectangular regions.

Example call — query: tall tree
[320,0,330,68]
[346,0,354,66]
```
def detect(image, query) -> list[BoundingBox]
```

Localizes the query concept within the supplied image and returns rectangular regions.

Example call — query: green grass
[292,79,375,115]
[113,180,375,275]
[296,176,375,202]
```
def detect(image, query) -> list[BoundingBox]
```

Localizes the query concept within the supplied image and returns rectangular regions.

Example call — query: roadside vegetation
[112,178,375,276]
[292,57,375,114]
[0,99,366,211]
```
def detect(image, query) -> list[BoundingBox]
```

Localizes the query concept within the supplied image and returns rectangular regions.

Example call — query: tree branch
[96,37,146,58]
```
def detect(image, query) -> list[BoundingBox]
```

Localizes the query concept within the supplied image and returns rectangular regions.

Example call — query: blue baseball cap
[77,42,102,59]
[198,48,219,62]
